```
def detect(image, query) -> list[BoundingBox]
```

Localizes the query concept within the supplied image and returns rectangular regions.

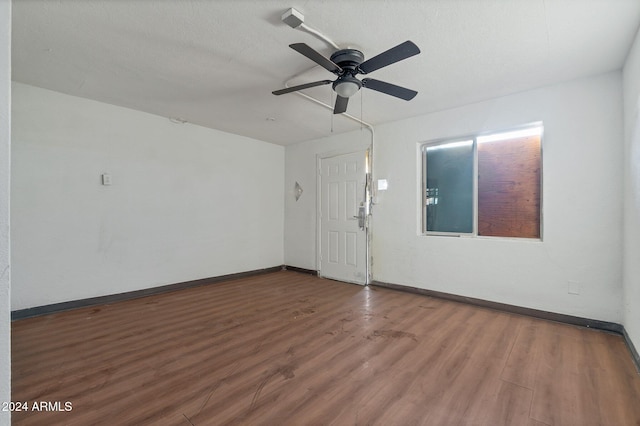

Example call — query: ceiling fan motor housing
[329,49,365,74]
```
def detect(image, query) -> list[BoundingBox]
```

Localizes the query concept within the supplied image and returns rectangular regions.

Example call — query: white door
[319,151,368,285]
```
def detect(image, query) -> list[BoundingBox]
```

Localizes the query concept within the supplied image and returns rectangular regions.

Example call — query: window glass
[477,133,541,238]
[425,141,474,233]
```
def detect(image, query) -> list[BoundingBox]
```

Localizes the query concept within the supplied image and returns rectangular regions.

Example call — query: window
[422,124,542,239]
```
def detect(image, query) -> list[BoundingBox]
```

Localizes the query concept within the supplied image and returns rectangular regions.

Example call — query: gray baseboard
[11,265,284,320]
[283,265,318,276]
[622,328,640,374]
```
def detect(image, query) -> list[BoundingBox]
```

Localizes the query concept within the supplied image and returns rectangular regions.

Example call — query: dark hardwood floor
[11,271,640,425]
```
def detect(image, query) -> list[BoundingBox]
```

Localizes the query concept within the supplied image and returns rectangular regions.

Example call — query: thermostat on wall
[102,173,112,186]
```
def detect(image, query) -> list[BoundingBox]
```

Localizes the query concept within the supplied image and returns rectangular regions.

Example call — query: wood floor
[11,271,640,425]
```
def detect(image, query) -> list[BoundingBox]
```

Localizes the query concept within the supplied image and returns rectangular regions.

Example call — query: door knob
[354,206,366,230]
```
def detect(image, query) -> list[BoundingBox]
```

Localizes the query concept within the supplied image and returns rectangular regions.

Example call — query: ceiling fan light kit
[273,32,421,114]
[333,75,361,98]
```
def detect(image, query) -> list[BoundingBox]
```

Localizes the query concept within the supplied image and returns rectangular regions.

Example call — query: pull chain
[360,88,363,130]
[330,87,334,133]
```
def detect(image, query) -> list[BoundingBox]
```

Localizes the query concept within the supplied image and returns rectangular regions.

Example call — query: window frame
[421,123,543,240]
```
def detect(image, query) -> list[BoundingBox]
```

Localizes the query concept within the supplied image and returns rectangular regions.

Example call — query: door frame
[316,148,371,284]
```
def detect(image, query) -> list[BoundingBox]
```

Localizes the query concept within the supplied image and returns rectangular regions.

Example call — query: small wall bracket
[295,181,303,201]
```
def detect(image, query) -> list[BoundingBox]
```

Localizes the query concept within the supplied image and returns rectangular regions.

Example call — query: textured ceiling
[11,0,640,145]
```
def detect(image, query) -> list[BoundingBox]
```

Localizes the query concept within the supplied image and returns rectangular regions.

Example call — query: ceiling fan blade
[290,43,342,74]
[358,40,420,74]
[272,80,332,95]
[334,95,349,114]
[362,78,417,100]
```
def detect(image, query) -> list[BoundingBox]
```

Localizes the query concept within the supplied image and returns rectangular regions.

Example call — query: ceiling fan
[272,40,421,114]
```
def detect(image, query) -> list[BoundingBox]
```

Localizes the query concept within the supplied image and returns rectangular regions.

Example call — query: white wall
[0,0,11,422]
[623,27,640,353]
[11,83,284,310]
[286,72,624,323]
